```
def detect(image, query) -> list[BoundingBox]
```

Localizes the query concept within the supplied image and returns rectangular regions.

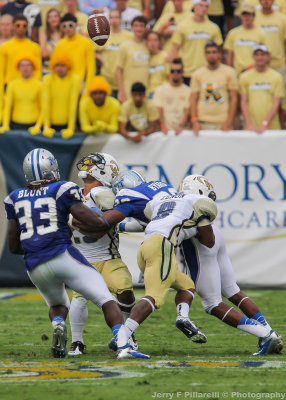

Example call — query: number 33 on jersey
[4,181,83,270]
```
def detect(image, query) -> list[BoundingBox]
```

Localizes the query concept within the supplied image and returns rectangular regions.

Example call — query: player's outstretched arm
[70,202,110,233]
[8,219,24,254]
[103,209,127,227]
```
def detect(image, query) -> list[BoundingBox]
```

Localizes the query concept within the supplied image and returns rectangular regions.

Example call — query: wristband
[161,23,168,30]
[160,123,166,130]
[143,8,150,16]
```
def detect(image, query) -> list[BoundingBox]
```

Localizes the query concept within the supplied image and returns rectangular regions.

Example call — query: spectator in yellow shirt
[153,0,190,55]
[116,15,149,102]
[224,4,267,75]
[254,0,286,82]
[79,76,121,134]
[190,41,238,135]
[42,51,81,139]
[153,57,191,134]
[63,0,88,37]
[0,14,13,124]
[147,31,169,98]
[119,82,159,142]
[239,44,284,133]
[0,15,42,90]
[171,0,223,86]
[96,9,133,99]
[0,52,42,134]
[55,13,95,90]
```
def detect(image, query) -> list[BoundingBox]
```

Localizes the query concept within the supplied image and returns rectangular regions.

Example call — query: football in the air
[87,12,110,46]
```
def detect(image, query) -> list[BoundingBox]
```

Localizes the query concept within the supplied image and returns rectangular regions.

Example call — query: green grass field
[0,288,285,400]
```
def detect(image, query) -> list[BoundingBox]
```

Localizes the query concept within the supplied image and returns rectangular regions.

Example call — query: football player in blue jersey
[71,170,208,347]
[179,174,284,356]
[4,149,150,360]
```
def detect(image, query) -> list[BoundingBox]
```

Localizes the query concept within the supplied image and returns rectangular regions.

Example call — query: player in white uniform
[3,148,149,360]
[179,175,283,356]
[68,153,138,355]
[114,189,218,350]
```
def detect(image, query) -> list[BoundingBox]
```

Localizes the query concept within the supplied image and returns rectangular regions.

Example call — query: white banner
[100,130,286,288]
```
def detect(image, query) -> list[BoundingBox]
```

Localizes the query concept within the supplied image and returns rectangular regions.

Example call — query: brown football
[87,13,110,46]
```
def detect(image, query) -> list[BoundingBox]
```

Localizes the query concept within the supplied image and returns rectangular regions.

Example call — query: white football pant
[28,246,115,309]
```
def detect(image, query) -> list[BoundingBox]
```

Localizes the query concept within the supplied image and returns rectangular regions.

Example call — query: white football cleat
[117,346,150,359]
[253,330,284,356]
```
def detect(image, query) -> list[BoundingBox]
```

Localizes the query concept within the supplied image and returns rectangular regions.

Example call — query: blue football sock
[252,312,266,326]
[112,324,128,349]
[237,316,269,338]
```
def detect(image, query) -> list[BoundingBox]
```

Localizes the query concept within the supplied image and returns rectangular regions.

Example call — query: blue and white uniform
[4,180,114,309]
[113,181,177,222]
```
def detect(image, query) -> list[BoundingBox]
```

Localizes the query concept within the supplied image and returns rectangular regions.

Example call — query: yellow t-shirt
[42,73,81,129]
[79,95,121,134]
[172,18,223,77]
[191,64,238,124]
[244,0,286,14]
[55,34,95,88]
[162,0,192,15]
[99,29,133,90]
[0,37,41,86]
[29,0,64,24]
[127,0,143,11]
[3,78,42,126]
[208,0,224,16]
[254,11,286,69]
[153,11,190,53]
[119,98,159,131]
[239,67,284,129]
[162,0,223,16]
[148,50,169,95]
[153,82,191,130]
[116,39,149,98]
[224,25,267,74]
[75,12,88,35]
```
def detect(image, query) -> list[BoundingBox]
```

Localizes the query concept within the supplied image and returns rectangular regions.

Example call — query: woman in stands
[39,8,63,75]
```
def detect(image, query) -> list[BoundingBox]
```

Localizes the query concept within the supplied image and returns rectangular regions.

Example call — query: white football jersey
[71,186,120,262]
[144,193,217,246]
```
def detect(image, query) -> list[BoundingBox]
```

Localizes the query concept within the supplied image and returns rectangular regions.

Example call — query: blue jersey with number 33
[113,181,177,223]
[4,181,82,270]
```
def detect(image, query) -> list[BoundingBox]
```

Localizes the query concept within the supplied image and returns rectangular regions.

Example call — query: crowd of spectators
[0,0,286,140]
